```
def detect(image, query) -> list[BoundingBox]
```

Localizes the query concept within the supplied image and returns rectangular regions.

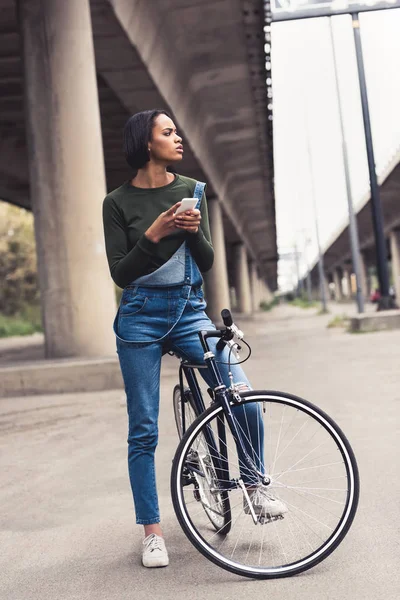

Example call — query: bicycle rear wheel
[171,390,359,579]
[173,384,198,439]
[172,384,232,534]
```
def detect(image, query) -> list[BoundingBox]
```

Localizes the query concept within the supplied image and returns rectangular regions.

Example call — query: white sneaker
[244,486,288,519]
[142,534,169,568]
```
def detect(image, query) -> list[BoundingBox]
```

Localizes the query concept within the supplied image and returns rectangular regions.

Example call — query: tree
[0,201,40,316]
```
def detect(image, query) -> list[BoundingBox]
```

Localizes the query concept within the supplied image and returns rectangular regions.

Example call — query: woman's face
[148,114,183,164]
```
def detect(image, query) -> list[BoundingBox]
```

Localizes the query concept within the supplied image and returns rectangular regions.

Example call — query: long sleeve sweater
[102,174,214,289]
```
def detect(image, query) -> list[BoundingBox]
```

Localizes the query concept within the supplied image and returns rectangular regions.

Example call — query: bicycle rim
[171,391,359,579]
[173,384,198,439]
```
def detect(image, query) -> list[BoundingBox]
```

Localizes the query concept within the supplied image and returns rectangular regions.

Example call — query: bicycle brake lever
[230,323,244,340]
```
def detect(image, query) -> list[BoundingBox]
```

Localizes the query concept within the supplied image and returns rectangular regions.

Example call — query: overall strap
[193,181,206,210]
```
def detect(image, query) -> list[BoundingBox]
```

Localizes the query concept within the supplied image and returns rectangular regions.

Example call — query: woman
[102,109,286,568]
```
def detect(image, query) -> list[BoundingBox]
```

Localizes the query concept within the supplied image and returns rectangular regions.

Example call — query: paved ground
[1,303,399,600]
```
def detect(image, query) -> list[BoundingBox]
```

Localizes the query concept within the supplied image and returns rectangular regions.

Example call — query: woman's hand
[174,209,201,234]
[145,202,183,243]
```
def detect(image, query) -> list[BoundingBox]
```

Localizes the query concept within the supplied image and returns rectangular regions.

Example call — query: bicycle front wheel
[171,390,359,579]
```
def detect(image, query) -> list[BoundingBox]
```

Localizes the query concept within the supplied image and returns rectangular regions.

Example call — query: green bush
[0,201,40,316]
[289,298,317,309]
[260,297,279,311]
[327,314,349,329]
[0,306,43,338]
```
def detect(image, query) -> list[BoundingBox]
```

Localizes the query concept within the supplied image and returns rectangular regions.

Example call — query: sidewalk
[1,303,399,599]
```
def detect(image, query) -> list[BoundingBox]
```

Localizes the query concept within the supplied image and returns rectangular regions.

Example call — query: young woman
[102,109,286,568]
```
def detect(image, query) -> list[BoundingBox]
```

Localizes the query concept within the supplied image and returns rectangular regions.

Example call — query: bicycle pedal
[258,514,285,525]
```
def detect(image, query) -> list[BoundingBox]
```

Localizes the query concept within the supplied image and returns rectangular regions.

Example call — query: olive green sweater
[102,174,214,289]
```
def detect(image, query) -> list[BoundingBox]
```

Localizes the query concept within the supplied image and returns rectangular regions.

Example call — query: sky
[271,7,400,291]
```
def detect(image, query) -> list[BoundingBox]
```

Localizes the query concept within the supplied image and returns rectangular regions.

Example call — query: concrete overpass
[308,148,400,303]
[0,0,277,358]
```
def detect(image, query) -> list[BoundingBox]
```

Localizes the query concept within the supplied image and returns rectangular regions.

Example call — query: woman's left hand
[174,209,201,234]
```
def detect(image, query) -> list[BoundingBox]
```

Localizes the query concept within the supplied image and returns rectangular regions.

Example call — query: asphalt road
[1,304,399,600]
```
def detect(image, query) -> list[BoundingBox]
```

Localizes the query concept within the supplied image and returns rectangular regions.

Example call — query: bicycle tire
[171,390,359,579]
[172,383,232,534]
[173,384,198,439]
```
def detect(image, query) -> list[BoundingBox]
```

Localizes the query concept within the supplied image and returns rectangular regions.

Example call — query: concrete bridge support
[249,262,261,312]
[343,268,353,299]
[333,268,343,301]
[390,230,400,302]
[233,243,252,315]
[19,0,116,358]
[359,252,369,299]
[203,197,231,322]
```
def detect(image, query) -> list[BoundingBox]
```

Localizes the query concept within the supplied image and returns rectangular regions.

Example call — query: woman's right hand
[144,202,182,243]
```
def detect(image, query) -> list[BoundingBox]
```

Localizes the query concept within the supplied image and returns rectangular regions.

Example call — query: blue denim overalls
[113,181,262,525]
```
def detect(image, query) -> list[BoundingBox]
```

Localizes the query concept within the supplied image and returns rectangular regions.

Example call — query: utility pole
[352,13,393,310]
[329,17,364,314]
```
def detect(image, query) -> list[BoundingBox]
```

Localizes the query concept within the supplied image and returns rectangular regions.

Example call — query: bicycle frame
[177,329,270,489]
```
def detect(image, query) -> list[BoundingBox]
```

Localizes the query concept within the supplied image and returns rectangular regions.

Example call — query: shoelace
[144,534,164,553]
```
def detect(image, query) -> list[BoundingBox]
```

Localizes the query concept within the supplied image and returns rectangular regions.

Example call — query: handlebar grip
[221,309,233,327]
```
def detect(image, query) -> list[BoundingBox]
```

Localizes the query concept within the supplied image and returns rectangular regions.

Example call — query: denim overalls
[113,181,263,525]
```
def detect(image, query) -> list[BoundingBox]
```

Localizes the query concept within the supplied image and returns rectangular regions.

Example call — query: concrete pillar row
[233,243,252,315]
[203,197,230,323]
[333,268,343,301]
[20,0,116,358]
[390,230,400,302]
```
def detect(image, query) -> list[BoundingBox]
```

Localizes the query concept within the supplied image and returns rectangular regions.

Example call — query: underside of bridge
[0,0,277,289]
[309,153,400,301]
[321,158,400,273]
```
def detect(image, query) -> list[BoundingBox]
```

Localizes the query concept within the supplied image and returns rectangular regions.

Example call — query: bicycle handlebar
[198,309,244,352]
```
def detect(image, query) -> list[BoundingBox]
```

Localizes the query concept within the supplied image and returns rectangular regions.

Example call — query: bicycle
[170,309,360,579]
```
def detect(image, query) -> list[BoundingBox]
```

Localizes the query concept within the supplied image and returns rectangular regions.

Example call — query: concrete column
[333,269,343,301]
[259,278,273,305]
[359,252,368,299]
[20,0,116,358]
[203,197,230,322]
[249,261,260,312]
[343,269,352,298]
[324,276,331,301]
[390,230,400,302]
[233,243,252,314]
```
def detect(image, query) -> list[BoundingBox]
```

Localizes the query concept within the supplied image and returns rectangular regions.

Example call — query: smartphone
[175,198,198,215]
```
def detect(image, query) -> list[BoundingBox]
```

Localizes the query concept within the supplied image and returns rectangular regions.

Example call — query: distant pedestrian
[370,288,381,303]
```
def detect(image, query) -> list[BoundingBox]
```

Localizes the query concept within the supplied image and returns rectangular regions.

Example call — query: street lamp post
[351,13,393,310]
[329,17,364,314]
